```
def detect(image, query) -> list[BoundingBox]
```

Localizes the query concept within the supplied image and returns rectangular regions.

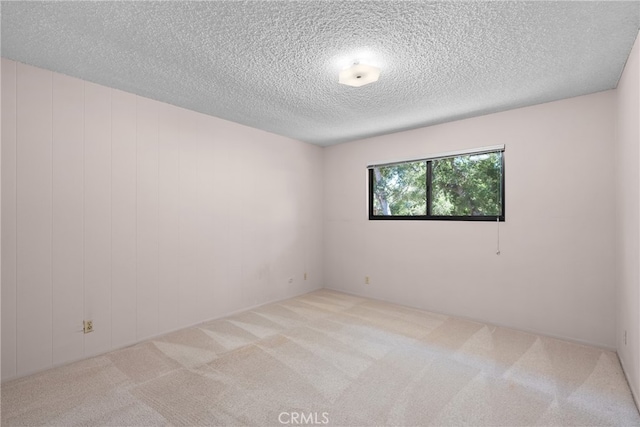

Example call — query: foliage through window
[369,150,504,221]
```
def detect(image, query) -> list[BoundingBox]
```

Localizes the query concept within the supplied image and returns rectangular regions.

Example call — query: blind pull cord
[496,216,501,255]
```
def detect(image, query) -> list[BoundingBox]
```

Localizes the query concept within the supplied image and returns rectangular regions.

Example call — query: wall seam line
[82,80,86,357]
[177,115,181,327]
[14,60,19,376]
[135,96,138,342]
[157,106,160,334]
[50,70,53,366]
[110,88,113,350]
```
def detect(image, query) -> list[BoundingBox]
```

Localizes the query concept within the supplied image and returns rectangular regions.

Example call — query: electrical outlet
[83,320,93,334]
[624,330,627,345]
[288,277,293,284]
[304,272,307,280]
[365,276,370,285]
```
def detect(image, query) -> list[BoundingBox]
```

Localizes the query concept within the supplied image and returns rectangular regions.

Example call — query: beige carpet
[2,289,639,426]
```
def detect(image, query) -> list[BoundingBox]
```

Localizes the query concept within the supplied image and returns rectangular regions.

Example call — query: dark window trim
[368,151,505,222]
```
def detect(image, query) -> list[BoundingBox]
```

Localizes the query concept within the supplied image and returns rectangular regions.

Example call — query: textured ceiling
[2,1,639,146]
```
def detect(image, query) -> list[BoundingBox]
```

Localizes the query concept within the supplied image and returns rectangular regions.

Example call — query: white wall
[324,90,617,349]
[615,31,640,405]
[0,59,324,381]
[1,52,633,385]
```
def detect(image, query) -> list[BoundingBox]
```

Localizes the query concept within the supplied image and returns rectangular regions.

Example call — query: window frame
[368,150,505,221]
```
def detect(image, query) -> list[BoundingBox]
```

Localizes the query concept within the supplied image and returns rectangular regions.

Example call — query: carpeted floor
[2,289,639,426]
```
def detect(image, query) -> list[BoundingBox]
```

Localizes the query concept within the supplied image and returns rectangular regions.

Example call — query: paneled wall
[615,30,640,405]
[1,59,324,381]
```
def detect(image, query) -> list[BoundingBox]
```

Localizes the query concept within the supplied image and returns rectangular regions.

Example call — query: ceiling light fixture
[338,63,380,87]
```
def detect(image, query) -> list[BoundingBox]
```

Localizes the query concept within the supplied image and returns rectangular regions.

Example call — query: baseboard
[321,286,617,352]
[1,285,323,384]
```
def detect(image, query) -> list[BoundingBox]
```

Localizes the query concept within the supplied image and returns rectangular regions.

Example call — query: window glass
[372,161,426,216]
[369,150,504,221]
[431,152,502,217]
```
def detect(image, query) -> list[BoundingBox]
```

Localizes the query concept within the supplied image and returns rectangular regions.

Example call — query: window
[369,148,504,221]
